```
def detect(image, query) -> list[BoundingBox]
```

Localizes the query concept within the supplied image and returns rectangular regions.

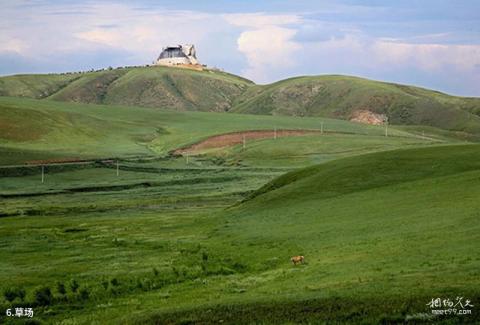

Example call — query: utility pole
[385,117,389,137]
[274,126,277,140]
[116,160,119,176]
[41,166,44,183]
[321,121,324,134]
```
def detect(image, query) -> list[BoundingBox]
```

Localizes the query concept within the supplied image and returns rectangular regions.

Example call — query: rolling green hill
[231,75,480,135]
[1,68,480,137]
[1,96,434,166]
[194,144,480,323]
[0,66,252,112]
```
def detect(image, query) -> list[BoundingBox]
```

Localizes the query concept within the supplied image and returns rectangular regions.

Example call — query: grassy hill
[1,69,480,137]
[1,96,435,166]
[0,66,252,112]
[197,144,479,323]
[231,75,480,136]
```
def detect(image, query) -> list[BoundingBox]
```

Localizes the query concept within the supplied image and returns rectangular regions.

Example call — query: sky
[1,0,479,96]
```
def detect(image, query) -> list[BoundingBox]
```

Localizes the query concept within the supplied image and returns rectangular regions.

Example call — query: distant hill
[0,67,252,112]
[1,67,480,136]
[231,75,480,135]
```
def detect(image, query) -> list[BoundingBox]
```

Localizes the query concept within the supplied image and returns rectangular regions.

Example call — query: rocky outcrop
[350,110,387,125]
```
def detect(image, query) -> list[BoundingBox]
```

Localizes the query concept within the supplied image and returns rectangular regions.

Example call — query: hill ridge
[1,67,480,136]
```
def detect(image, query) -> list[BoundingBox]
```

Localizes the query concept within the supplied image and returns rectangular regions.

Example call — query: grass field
[0,95,479,324]
[1,145,479,324]
[0,96,437,166]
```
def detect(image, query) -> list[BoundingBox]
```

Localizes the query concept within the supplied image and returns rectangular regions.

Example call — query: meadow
[0,96,478,324]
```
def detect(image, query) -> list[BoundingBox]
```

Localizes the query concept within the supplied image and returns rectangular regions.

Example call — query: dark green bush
[70,279,79,293]
[3,287,18,302]
[57,282,66,295]
[79,287,89,300]
[101,279,109,290]
[17,288,26,301]
[34,286,53,306]
[3,287,25,302]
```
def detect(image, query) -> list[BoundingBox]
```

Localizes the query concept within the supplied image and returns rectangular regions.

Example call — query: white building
[155,44,200,66]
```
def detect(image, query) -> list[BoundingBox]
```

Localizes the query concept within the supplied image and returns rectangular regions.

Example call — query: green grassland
[1,76,479,324]
[0,96,433,166]
[1,67,480,135]
[0,145,479,324]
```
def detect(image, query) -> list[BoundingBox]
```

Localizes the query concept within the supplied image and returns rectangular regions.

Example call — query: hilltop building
[155,44,201,67]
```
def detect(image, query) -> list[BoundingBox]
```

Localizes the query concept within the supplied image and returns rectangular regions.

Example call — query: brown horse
[291,255,305,265]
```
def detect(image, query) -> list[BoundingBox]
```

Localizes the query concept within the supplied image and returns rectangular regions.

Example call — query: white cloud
[237,26,301,82]
[224,13,302,82]
[224,13,301,28]
[372,41,480,72]
[0,39,27,54]
[0,1,233,68]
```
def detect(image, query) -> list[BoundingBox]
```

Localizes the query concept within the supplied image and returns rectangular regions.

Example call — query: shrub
[232,262,247,273]
[110,278,119,286]
[70,279,79,293]
[57,282,66,296]
[17,288,26,301]
[79,287,89,300]
[3,287,25,303]
[153,267,159,276]
[4,287,18,302]
[34,286,53,306]
[101,279,109,290]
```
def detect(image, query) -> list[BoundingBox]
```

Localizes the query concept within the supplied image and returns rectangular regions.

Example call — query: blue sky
[1,0,479,96]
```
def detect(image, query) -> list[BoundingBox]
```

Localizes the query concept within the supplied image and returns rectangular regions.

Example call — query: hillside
[1,68,480,137]
[232,75,480,135]
[1,96,430,166]
[194,144,480,323]
[0,66,252,112]
[241,144,480,205]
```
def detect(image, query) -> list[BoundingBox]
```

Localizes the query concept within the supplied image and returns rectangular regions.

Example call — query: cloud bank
[0,1,479,96]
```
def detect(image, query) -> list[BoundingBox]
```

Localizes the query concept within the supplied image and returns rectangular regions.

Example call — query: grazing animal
[291,255,305,265]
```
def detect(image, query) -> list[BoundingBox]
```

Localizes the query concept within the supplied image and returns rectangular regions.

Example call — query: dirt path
[173,129,321,155]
